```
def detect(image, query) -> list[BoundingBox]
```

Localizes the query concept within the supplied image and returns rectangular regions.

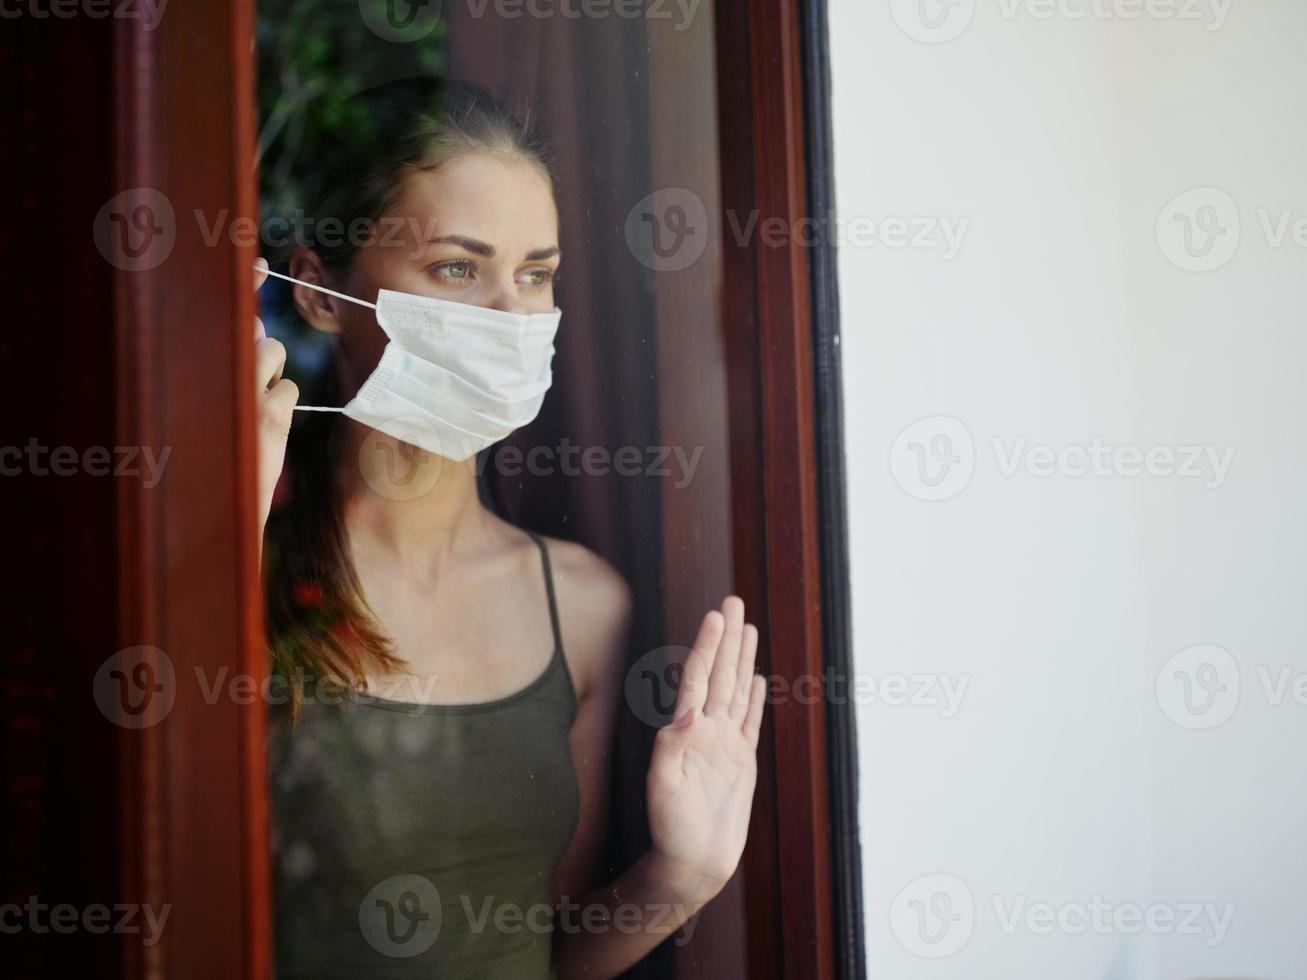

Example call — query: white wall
[829,2,1307,978]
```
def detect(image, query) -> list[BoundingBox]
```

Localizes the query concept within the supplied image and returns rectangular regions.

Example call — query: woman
[255,78,767,978]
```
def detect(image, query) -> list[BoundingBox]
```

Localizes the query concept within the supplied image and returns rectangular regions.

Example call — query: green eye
[443,262,471,279]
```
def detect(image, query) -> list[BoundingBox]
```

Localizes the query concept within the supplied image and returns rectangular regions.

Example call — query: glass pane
[256,3,752,977]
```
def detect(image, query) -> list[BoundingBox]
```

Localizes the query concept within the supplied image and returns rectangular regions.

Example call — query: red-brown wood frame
[718,0,836,977]
[113,1,268,978]
[750,7,835,976]
[748,7,837,954]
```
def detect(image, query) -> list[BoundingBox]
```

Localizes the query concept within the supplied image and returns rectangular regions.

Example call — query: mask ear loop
[256,265,377,412]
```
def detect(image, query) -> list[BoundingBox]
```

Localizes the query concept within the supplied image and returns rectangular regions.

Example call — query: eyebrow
[422,235,560,263]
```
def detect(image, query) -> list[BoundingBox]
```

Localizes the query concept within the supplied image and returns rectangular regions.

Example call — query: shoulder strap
[527,530,565,655]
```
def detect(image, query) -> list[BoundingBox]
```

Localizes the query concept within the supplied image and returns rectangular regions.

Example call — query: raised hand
[645,596,767,897]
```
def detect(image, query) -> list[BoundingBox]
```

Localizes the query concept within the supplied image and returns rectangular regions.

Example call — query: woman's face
[303,149,561,396]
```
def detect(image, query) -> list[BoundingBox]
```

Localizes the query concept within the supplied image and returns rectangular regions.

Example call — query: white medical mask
[264,269,561,461]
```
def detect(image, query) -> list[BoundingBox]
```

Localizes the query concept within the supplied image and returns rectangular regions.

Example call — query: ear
[288,246,344,335]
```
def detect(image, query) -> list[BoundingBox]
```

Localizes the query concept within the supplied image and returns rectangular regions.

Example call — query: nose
[481,274,531,316]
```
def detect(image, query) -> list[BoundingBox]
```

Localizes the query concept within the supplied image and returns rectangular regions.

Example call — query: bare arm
[549,555,765,979]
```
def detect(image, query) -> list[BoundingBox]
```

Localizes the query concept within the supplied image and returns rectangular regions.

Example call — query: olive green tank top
[268,531,581,979]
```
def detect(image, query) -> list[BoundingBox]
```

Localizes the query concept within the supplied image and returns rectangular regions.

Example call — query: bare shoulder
[538,534,632,703]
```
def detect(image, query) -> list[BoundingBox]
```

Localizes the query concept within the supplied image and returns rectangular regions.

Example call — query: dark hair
[262,77,554,722]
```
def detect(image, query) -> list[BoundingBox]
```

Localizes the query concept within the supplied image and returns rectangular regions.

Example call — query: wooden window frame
[114,3,268,978]
[108,0,855,977]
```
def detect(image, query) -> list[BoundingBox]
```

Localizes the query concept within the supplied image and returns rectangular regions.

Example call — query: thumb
[653,706,695,768]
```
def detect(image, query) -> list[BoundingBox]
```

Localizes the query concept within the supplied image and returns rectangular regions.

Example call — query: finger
[264,377,300,415]
[729,623,758,722]
[254,336,287,390]
[651,704,694,787]
[254,259,269,341]
[673,610,723,722]
[742,674,766,750]
[705,595,745,715]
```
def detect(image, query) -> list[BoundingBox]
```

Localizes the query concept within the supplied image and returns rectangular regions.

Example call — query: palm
[647,597,766,889]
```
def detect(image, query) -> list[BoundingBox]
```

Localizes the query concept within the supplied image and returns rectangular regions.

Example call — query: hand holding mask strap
[260,267,376,414]
[253,265,560,461]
